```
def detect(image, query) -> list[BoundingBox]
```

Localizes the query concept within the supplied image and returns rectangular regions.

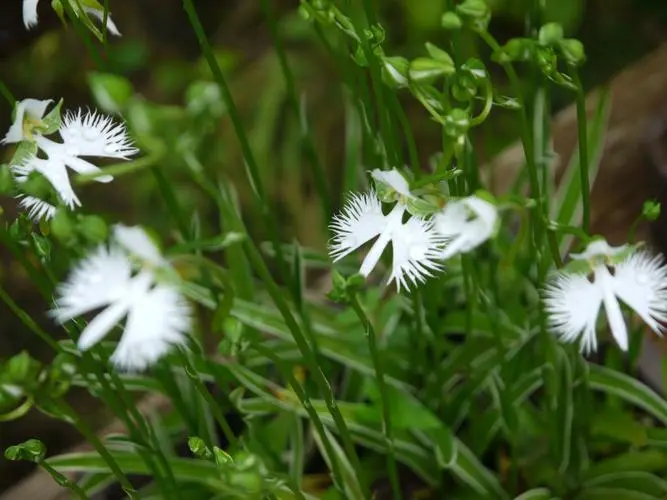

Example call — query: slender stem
[53,398,137,497]
[178,350,238,447]
[350,296,401,500]
[0,285,60,351]
[358,0,400,166]
[572,70,591,233]
[40,461,90,500]
[251,343,347,495]
[0,80,15,106]
[76,152,163,184]
[258,0,332,218]
[220,187,369,497]
[61,0,105,69]
[151,165,191,239]
[479,31,547,262]
[182,0,289,280]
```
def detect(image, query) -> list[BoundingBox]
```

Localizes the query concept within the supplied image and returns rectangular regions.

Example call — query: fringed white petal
[329,190,387,261]
[544,272,603,354]
[613,251,667,336]
[22,0,40,29]
[388,216,446,291]
[52,245,133,322]
[370,168,412,198]
[2,98,52,144]
[113,225,166,266]
[111,285,191,371]
[84,7,122,36]
[17,195,57,221]
[15,156,80,208]
[59,110,138,159]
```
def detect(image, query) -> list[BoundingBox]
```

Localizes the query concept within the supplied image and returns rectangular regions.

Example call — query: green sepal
[34,99,63,136]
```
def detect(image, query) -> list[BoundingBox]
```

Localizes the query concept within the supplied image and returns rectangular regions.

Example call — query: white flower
[22,0,121,35]
[2,98,52,144]
[52,225,191,370]
[434,195,498,259]
[11,109,137,216]
[544,240,667,354]
[329,189,445,291]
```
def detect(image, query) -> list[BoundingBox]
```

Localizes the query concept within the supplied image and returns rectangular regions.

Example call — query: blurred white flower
[544,240,667,354]
[22,0,121,35]
[434,195,498,259]
[52,225,191,370]
[2,98,52,144]
[11,109,137,219]
[370,168,413,199]
[329,188,445,291]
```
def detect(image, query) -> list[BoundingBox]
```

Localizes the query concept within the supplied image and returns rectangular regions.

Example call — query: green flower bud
[538,23,564,46]
[4,439,46,463]
[558,38,586,66]
[643,199,661,221]
[50,210,75,244]
[455,0,491,31]
[441,11,462,30]
[188,436,212,459]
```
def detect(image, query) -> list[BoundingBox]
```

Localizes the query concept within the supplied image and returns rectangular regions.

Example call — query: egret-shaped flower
[329,168,446,291]
[544,240,667,354]
[23,0,121,34]
[8,106,137,220]
[434,195,498,260]
[52,225,191,370]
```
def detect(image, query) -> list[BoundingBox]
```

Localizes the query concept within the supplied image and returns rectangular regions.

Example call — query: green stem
[53,398,137,497]
[76,152,163,184]
[40,461,90,500]
[219,186,369,497]
[0,80,15,106]
[0,285,60,351]
[480,31,546,262]
[151,165,191,239]
[572,70,591,234]
[350,295,401,500]
[250,343,347,495]
[62,0,105,69]
[258,0,332,219]
[182,0,289,280]
[178,350,238,447]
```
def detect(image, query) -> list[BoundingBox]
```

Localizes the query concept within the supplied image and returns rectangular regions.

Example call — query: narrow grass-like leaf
[588,364,667,424]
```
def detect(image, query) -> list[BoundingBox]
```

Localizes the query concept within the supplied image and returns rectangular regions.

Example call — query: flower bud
[441,12,462,30]
[538,23,564,46]
[559,38,586,66]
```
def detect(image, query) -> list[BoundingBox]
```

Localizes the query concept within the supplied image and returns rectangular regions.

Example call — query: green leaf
[514,488,554,500]
[311,426,364,500]
[584,450,667,481]
[574,487,658,500]
[168,232,245,254]
[88,73,134,114]
[588,364,667,424]
[584,471,667,497]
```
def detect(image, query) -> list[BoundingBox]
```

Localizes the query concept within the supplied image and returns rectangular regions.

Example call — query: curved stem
[350,295,401,500]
